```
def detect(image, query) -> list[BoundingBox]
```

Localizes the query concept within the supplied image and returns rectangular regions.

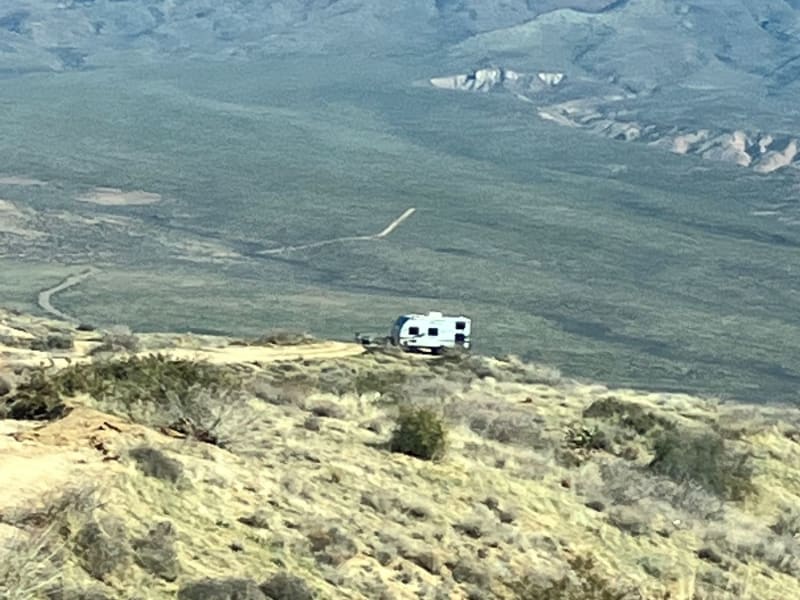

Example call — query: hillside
[3,1,800,404]
[2,308,799,599]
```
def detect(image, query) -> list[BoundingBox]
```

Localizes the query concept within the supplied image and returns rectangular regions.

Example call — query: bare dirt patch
[77,187,161,206]
[0,176,47,187]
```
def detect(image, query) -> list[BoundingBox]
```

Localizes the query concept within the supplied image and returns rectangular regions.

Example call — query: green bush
[648,429,755,501]
[389,407,447,461]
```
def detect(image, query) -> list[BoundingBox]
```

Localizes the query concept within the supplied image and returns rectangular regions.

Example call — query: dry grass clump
[29,333,74,352]
[648,428,755,501]
[242,329,315,346]
[459,401,546,447]
[353,369,407,398]
[177,572,315,600]
[89,327,140,355]
[0,486,104,599]
[583,396,674,436]
[509,554,649,599]
[432,352,561,386]
[703,515,800,578]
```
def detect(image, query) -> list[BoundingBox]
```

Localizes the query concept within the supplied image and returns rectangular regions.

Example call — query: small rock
[482,497,499,511]
[362,420,382,434]
[309,401,346,419]
[497,508,517,524]
[259,572,315,600]
[229,541,244,553]
[0,375,11,397]
[375,546,397,566]
[238,511,271,530]
[697,547,724,564]
[404,548,443,574]
[303,416,321,431]
[585,500,606,513]
[450,558,491,587]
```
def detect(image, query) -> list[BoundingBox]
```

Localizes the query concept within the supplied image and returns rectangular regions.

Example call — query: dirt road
[36,268,98,323]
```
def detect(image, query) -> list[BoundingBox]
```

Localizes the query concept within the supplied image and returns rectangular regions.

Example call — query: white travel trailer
[390,311,471,353]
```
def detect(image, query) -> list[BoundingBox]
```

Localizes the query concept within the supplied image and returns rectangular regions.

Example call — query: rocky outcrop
[430,66,566,94]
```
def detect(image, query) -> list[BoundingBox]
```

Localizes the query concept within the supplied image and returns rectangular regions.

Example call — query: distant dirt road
[36,267,98,322]
[258,207,416,255]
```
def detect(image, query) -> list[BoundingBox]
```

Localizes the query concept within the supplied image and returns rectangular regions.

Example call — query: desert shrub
[306,526,358,566]
[129,446,184,483]
[705,521,800,577]
[309,400,346,419]
[354,369,407,397]
[772,507,800,537]
[249,330,314,346]
[509,555,642,599]
[251,379,311,407]
[389,407,447,461]
[648,429,755,501]
[89,329,139,355]
[132,521,180,582]
[460,404,544,448]
[178,578,265,600]
[583,397,674,435]
[5,356,247,447]
[73,516,130,580]
[597,462,725,521]
[1,367,68,420]
[29,334,74,352]
[565,423,612,452]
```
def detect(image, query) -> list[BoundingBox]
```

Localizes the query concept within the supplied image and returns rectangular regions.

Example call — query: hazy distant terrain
[1,0,799,402]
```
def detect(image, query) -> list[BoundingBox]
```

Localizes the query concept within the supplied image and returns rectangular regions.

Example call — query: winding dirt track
[257,207,416,255]
[36,268,98,323]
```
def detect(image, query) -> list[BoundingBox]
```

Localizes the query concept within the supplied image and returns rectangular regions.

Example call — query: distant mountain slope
[428,1,800,173]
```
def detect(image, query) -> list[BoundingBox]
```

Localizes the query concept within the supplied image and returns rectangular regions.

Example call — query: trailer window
[455,321,466,330]
[409,326,419,335]
[428,327,439,336]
